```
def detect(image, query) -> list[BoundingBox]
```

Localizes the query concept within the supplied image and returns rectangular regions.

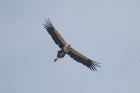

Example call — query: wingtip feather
[89,61,101,71]
[43,18,54,30]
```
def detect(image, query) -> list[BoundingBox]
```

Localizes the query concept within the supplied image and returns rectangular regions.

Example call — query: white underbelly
[63,46,71,53]
[64,48,70,53]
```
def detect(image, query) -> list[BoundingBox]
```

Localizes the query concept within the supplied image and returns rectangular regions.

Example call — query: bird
[43,19,100,71]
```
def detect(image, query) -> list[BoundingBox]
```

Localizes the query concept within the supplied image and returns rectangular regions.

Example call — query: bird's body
[54,43,71,62]
[63,43,71,53]
[43,19,100,71]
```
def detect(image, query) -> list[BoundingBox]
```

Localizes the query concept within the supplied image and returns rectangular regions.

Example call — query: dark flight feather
[43,19,67,49]
[68,48,100,71]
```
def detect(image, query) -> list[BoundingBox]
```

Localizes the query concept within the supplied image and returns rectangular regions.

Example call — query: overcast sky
[0,0,140,93]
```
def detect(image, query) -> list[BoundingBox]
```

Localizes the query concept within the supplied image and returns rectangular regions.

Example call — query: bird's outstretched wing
[68,48,100,71]
[43,19,67,49]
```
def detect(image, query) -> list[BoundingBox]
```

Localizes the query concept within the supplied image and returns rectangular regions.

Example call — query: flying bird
[43,19,100,71]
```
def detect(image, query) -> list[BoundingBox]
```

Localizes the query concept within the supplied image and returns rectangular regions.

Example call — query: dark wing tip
[43,18,54,30]
[89,60,101,71]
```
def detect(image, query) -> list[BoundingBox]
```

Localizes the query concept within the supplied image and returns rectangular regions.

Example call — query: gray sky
[0,0,140,93]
